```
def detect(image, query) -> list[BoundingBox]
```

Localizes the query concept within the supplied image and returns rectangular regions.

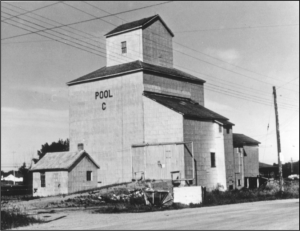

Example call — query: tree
[37,138,69,160]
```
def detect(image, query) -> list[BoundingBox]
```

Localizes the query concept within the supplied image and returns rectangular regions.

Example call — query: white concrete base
[173,186,202,205]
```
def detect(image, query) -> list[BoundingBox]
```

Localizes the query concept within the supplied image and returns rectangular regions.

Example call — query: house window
[41,172,46,187]
[226,128,230,134]
[121,41,127,54]
[86,171,93,181]
[219,125,222,133]
[238,179,241,186]
[211,153,216,168]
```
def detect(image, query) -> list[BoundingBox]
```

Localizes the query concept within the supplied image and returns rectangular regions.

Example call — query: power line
[2,39,53,44]
[60,2,116,27]
[2,13,298,112]
[74,2,299,93]
[1,1,174,41]
[172,41,298,85]
[2,3,105,49]
[205,85,298,111]
[173,46,299,91]
[3,2,103,44]
[253,114,299,139]
[79,2,292,86]
[205,83,298,109]
[174,23,299,33]
[81,1,126,23]
[87,1,299,88]
[1,20,105,58]
[51,2,300,97]
[4,1,299,96]
[1,12,151,67]
[1,12,107,55]
[1,1,61,22]
[1,5,298,109]
[277,76,299,90]
[1,9,104,51]
[175,63,299,107]
[3,19,298,112]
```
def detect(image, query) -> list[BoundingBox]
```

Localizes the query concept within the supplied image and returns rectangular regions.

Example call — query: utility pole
[291,158,293,174]
[12,151,16,185]
[273,86,284,192]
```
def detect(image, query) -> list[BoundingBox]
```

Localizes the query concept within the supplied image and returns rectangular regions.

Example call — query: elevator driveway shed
[30,150,99,197]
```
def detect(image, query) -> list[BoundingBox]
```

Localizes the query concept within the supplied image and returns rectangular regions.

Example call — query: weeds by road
[203,180,299,206]
[1,180,298,229]
[1,202,43,230]
[92,180,299,213]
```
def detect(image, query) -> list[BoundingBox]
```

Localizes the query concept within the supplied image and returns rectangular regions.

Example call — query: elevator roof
[67,60,205,86]
[233,133,261,147]
[144,91,230,121]
[105,15,174,37]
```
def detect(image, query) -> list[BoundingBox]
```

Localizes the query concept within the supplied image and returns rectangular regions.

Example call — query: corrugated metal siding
[68,156,98,193]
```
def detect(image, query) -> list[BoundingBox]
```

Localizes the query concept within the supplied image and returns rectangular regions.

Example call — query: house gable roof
[144,91,230,122]
[67,60,205,86]
[233,133,261,147]
[105,15,174,37]
[30,150,99,172]
[259,162,275,168]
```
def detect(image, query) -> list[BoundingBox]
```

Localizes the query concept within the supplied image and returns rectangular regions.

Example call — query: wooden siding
[143,20,173,67]
[32,171,68,197]
[68,155,98,193]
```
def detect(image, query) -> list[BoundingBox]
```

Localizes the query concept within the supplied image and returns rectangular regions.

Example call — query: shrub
[1,206,43,230]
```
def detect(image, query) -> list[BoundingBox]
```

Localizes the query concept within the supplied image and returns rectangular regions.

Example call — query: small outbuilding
[30,148,99,197]
[233,133,260,189]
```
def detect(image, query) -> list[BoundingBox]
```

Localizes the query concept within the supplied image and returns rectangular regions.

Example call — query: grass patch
[92,202,190,214]
[203,180,299,207]
[1,206,43,230]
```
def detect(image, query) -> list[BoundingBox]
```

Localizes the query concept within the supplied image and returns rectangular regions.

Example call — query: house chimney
[78,143,84,151]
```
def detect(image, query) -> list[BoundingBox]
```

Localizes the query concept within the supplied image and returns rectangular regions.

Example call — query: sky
[1,1,299,171]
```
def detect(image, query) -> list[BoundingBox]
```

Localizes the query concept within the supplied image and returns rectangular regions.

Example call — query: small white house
[30,147,99,197]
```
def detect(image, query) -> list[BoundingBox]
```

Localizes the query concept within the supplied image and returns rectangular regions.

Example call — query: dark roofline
[143,69,205,84]
[233,133,261,147]
[222,121,235,126]
[30,151,100,172]
[67,68,142,86]
[67,61,206,86]
[105,15,174,38]
[143,91,229,121]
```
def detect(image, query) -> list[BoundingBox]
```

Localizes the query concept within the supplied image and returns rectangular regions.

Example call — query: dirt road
[14,199,299,230]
